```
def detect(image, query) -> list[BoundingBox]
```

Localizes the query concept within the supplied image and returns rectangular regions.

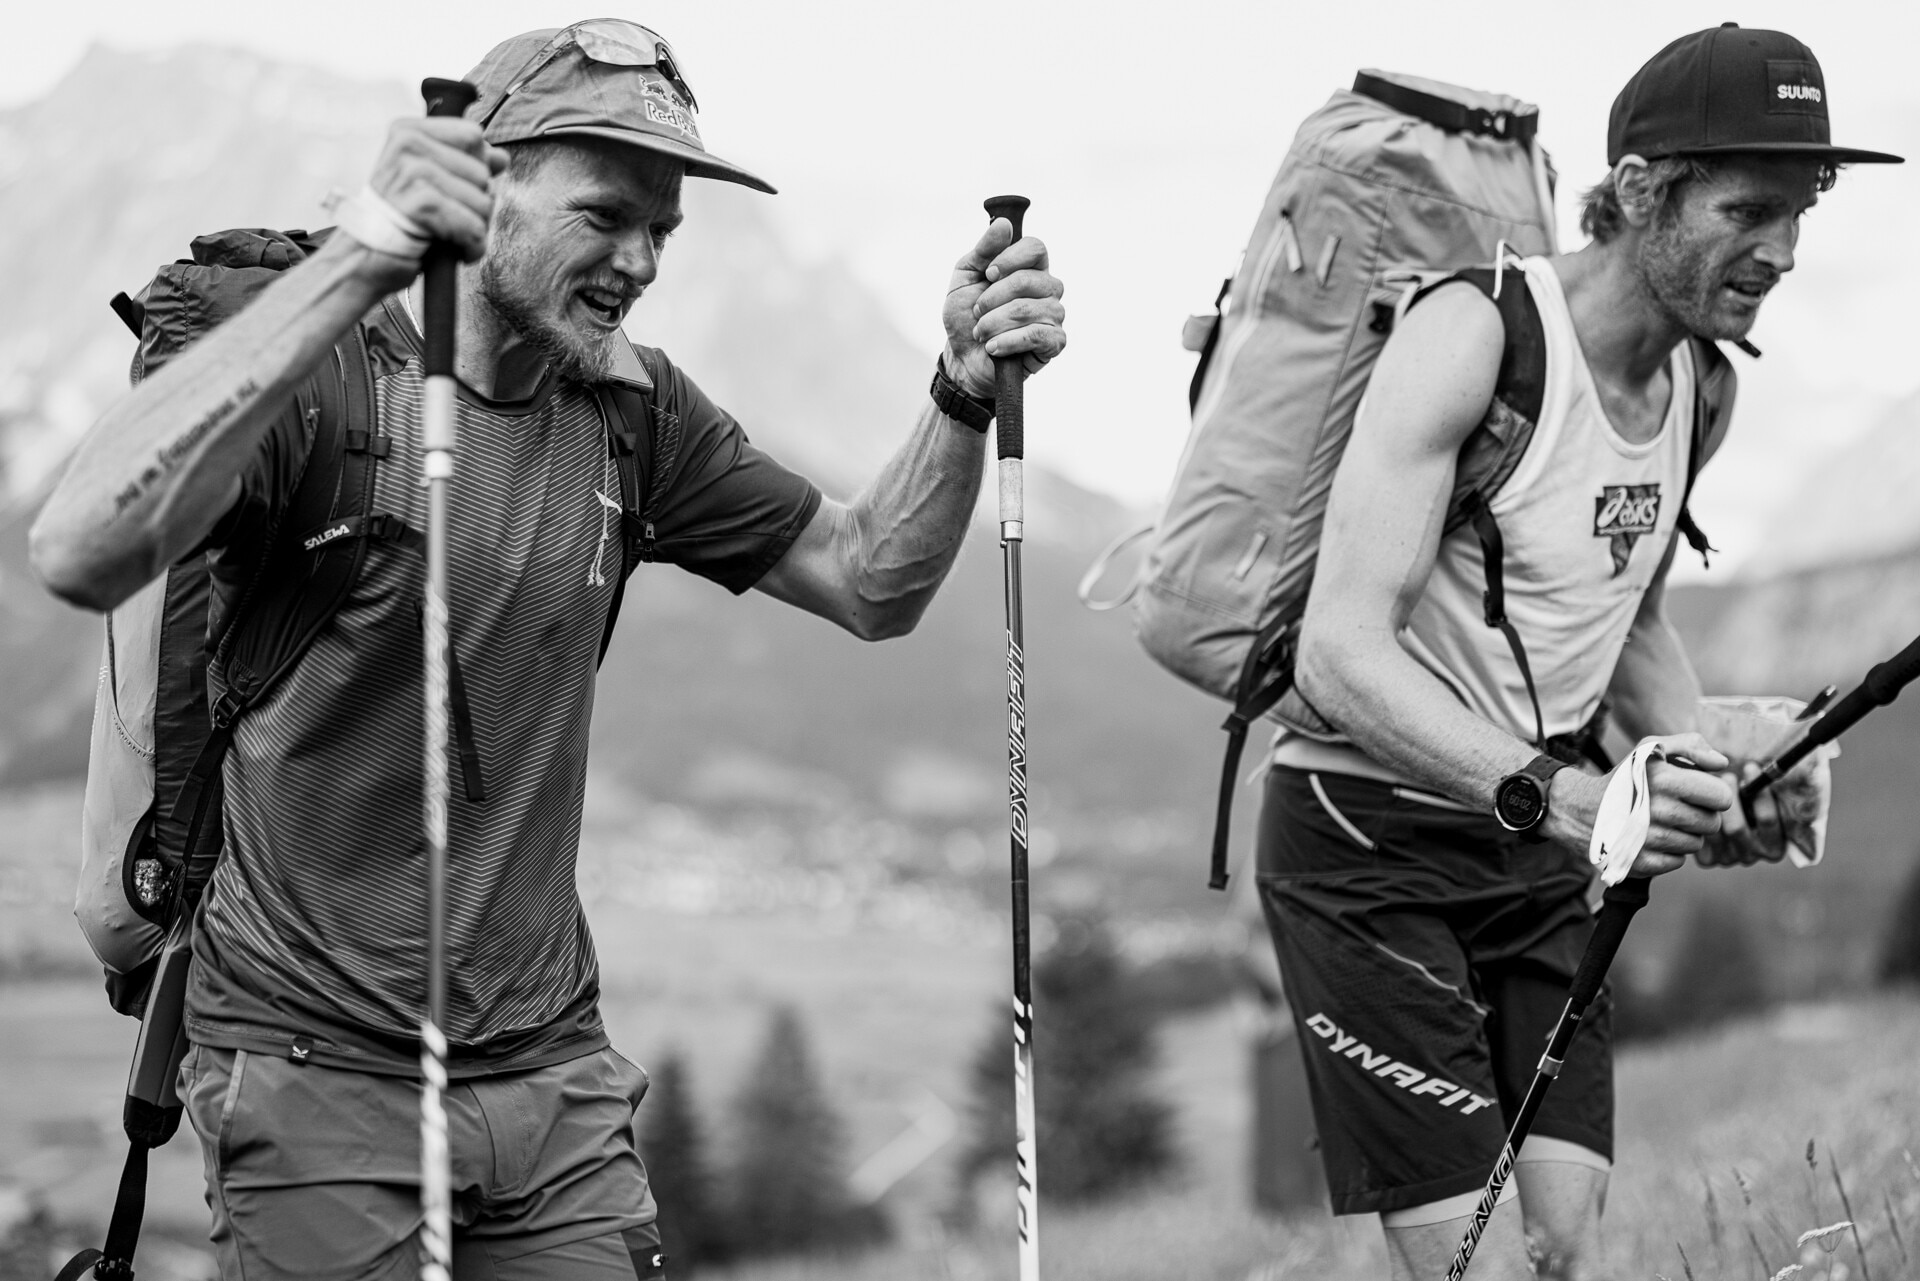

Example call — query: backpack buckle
[210,691,244,730]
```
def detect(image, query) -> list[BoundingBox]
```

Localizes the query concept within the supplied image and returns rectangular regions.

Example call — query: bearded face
[1630,156,1822,342]
[475,139,685,386]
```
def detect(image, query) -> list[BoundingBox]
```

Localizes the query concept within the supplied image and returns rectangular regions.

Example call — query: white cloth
[325,185,431,260]
[1589,738,1666,885]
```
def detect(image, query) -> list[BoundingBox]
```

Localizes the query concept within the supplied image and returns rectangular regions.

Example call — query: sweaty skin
[31,118,1067,640]
[1293,154,1824,1281]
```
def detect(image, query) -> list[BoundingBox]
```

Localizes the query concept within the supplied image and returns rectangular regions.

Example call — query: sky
[7,0,1918,576]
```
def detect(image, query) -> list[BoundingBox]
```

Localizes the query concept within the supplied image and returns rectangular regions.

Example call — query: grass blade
[1827,1146,1872,1281]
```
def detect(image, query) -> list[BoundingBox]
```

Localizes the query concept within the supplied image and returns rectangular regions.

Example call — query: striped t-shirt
[182,297,820,1077]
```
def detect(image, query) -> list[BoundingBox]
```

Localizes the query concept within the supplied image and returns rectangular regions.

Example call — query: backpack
[59,227,679,1281]
[1082,71,1734,890]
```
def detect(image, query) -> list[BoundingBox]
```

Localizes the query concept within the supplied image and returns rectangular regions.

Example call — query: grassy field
[3,775,1917,1280]
[5,969,1917,1279]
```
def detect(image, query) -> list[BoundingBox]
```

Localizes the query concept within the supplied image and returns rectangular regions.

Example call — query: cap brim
[1672,140,1905,165]
[539,125,779,193]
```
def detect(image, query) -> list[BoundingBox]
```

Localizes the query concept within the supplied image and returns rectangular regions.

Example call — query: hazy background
[3,3,1920,1278]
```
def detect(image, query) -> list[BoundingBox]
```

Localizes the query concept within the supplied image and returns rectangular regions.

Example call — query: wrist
[941,345,996,400]
[314,230,419,304]
[1540,766,1600,850]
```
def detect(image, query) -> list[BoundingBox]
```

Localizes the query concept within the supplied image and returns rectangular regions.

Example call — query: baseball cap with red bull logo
[463,19,776,194]
[1608,23,1902,166]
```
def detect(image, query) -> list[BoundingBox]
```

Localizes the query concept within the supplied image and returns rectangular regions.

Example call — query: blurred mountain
[7,43,1920,938]
[1742,390,1920,577]
[0,44,1219,860]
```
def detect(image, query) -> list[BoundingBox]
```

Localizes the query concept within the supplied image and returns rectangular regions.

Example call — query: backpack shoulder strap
[595,346,683,666]
[1676,336,1735,566]
[164,323,384,875]
[1424,260,1551,748]
[1429,261,1548,533]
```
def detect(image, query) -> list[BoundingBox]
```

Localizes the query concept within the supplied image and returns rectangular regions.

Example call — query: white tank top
[1276,256,1694,780]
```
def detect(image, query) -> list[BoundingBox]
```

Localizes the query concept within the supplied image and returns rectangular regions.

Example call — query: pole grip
[1739,629,1920,806]
[983,196,1031,463]
[1567,875,1650,1009]
[420,79,478,381]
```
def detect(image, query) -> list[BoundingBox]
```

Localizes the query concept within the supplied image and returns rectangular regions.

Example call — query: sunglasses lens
[569,19,698,110]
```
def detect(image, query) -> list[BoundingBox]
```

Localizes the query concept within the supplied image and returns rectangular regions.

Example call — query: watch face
[1496,774,1546,830]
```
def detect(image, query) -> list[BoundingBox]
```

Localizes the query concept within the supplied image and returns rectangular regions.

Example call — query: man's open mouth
[1724,279,1772,301]
[577,287,625,326]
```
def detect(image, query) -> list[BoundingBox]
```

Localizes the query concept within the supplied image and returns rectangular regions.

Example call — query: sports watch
[1493,754,1568,841]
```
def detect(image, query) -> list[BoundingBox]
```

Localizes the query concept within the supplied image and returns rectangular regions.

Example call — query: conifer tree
[638,1046,728,1274]
[728,1005,879,1255]
[957,916,1177,1207]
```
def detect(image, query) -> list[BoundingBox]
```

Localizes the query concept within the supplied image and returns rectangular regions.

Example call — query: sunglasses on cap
[491,19,700,118]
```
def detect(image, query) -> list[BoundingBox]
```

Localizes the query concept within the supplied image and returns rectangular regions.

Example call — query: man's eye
[651,225,676,248]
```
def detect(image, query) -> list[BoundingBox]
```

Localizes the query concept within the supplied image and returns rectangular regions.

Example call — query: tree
[638,1047,729,1274]
[956,915,1177,1209]
[1878,855,1920,986]
[727,1004,882,1255]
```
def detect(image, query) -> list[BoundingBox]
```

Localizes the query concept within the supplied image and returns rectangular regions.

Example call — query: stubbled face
[1634,155,1822,341]
[478,139,685,384]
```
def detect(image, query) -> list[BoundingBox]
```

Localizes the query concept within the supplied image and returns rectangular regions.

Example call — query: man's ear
[1612,155,1656,229]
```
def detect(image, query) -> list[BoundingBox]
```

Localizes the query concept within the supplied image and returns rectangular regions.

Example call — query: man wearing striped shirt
[30,21,1066,1281]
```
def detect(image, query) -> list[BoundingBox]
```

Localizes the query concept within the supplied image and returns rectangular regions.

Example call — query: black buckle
[1470,108,1512,138]
[210,691,244,730]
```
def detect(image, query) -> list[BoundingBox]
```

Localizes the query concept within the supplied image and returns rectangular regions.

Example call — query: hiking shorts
[1256,766,1614,1218]
[178,1042,666,1280]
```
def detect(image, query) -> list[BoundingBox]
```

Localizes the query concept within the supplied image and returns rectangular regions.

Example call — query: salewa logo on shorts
[304,523,351,551]
[1594,484,1660,577]
[1305,1013,1494,1114]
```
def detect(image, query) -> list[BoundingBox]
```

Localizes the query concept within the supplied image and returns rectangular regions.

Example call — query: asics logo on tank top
[1594,484,1662,577]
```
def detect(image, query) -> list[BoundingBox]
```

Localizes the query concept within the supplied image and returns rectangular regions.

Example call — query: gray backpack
[1087,72,1728,888]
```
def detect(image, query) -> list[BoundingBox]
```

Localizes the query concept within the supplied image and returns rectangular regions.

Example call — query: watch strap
[930,358,994,433]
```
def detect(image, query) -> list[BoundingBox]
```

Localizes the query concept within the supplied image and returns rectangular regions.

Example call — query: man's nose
[1753,216,1797,275]
[612,231,660,289]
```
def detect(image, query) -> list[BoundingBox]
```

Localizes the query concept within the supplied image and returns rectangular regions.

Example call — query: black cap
[1608,24,1903,166]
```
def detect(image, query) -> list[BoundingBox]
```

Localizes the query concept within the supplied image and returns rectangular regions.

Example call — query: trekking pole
[1446,874,1652,1280]
[984,192,1039,1281]
[417,74,476,1281]
[1738,631,1920,814]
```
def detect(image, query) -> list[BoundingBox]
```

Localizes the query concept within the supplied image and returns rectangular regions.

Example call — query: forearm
[30,236,392,610]
[836,402,989,637]
[1606,611,1704,740]
[1298,625,1540,809]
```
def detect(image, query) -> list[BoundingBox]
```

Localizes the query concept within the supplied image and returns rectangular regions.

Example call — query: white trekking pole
[417,74,475,1281]
[984,192,1039,1281]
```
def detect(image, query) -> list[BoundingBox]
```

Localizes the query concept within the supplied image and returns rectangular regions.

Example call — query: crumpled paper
[1696,695,1836,869]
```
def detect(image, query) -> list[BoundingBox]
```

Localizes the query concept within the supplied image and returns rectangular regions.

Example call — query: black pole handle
[1739,629,1920,806]
[1566,876,1650,1009]
[420,78,479,380]
[983,195,1031,463]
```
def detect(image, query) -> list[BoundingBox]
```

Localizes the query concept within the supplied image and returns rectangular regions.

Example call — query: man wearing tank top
[1261,26,1899,1281]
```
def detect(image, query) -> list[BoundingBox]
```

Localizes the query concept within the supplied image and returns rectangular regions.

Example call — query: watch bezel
[1493,771,1548,833]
